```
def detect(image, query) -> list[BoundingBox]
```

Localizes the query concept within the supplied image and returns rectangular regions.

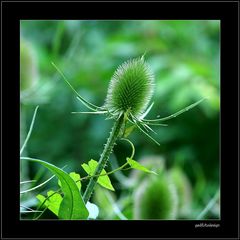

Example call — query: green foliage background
[20,20,220,219]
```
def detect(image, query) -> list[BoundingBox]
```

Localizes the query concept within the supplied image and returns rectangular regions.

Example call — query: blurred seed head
[20,38,38,91]
[134,173,178,220]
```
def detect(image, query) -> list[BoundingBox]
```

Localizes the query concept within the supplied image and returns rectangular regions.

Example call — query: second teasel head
[104,56,155,119]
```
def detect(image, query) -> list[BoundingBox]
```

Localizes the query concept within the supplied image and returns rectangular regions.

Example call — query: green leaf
[69,172,81,190]
[58,172,81,190]
[82,159,115,191]
[28,158,89,219]
[37,190,62,216]
[127,157,157,175]
[81,163,91,174]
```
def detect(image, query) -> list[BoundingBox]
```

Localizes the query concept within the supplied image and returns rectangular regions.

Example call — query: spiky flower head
[104,56,154,118]
[52,56,206,146]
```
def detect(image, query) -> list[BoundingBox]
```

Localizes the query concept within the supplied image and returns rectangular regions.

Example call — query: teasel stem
[83,114,125,203]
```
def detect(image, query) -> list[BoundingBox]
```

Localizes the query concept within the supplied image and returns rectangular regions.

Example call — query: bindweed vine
[20,56,206,220]
[52,56,206,204]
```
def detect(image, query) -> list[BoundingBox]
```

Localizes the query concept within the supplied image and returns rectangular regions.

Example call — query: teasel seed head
[104,56,154,118]
[134,174,178,219]
[52,56,205,146]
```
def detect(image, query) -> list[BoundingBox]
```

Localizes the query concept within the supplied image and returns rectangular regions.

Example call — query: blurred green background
[20,20,220,220]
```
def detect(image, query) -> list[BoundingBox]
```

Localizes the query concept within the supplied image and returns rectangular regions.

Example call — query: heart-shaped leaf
[37,190,62,216]
[82,159,115,191]
[127,157,157,175]
[58,172,81,190]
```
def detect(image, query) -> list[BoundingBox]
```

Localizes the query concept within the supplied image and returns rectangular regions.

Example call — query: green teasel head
[104,56,155,119]
[52,55,206,146]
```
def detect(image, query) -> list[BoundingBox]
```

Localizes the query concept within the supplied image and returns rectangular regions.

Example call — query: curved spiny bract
[104,57,154,119]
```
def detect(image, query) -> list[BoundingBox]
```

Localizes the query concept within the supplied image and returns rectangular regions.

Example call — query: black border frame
[1,1,239,239]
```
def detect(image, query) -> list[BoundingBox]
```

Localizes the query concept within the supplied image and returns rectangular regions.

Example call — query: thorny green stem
[83,114,125,203]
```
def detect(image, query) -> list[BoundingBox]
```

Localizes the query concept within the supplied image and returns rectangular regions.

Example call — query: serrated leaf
[58,172,81,190]
[28,158,88,219]
[82,159,115,191]
[37,190,62,216]
[127,157,157,175]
